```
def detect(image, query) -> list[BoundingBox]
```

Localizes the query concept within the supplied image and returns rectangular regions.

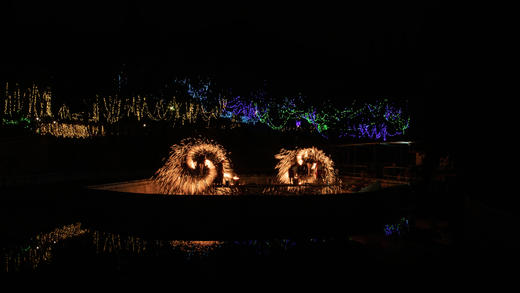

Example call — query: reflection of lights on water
[5,222,368,272]
[384,217,410,236]
[92,233,225,258]
[170,241,224,255]
[2,223,87,272]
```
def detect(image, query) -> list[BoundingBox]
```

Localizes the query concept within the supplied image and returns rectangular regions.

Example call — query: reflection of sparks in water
[7,223,366,272]
[153,138,236,195]
[170,241,224,256]
[92,232,223,258]
[275,147,337,185]
[2,223,87,272]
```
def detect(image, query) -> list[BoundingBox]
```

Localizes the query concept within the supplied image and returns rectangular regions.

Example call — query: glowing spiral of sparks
[153,138,235,195]
[275,147,337,185]
[153,139,236,194]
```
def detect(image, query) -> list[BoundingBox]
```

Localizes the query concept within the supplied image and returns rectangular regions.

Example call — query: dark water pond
[1,219,411,276]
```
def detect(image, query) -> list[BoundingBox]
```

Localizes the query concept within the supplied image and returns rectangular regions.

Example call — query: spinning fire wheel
[154,138,237,195]
[275,147,337,185]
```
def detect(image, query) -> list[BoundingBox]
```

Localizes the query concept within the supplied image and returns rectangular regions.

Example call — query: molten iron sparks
[153,138,236,195]
[275,147,337,185]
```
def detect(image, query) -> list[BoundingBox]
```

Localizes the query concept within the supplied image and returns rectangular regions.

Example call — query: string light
[1,81,410,140]
[220,95,409,140]
[36,122,105,138]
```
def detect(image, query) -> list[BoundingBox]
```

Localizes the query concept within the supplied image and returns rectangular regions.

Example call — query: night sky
[1,2,446,91]
[0,1,460,147]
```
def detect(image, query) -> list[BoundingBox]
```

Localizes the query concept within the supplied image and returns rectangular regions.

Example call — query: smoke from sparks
[153,138,236,195]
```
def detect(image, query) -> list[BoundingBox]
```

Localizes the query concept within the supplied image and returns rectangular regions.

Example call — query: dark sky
[0,1,467,171]
[1,1,449,98]
[0,1,461,146]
